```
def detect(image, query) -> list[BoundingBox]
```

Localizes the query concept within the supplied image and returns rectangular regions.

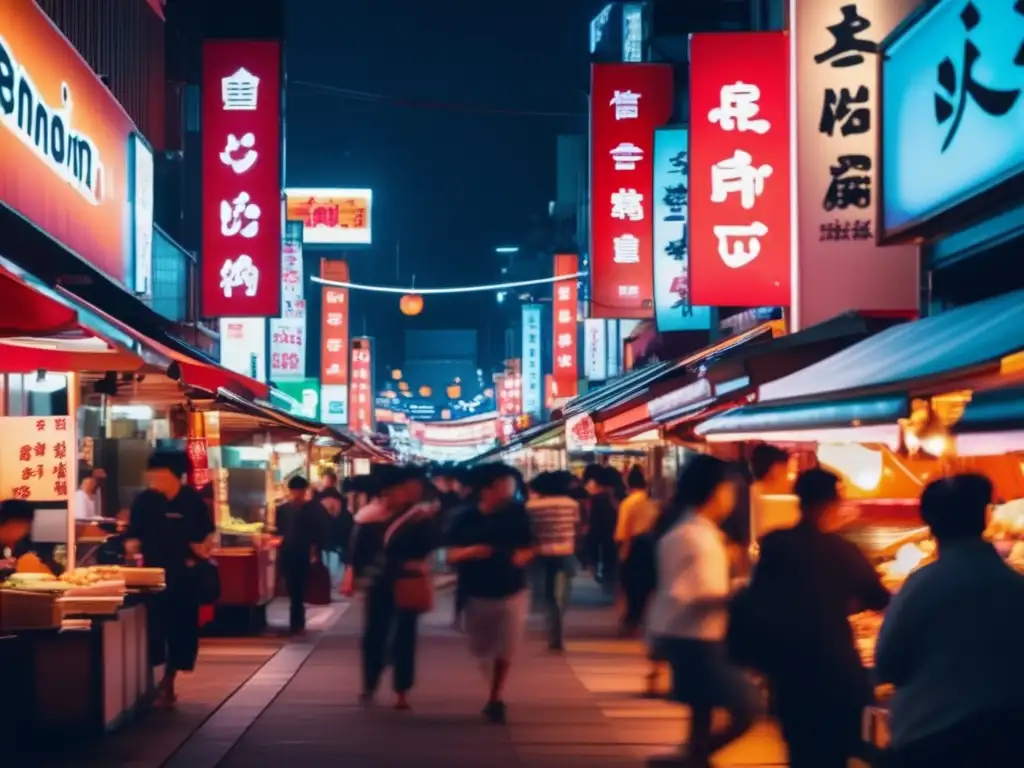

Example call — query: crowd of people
[5,446,1023,765]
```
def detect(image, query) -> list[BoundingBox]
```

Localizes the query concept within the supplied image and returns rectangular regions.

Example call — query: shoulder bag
[386,508,435,614]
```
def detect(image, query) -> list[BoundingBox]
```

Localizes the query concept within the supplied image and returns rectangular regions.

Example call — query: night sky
[285,0,599,374]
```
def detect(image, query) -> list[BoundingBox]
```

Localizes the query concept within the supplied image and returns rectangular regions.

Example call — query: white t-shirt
[647,513,730,641]
[74,488,96,520]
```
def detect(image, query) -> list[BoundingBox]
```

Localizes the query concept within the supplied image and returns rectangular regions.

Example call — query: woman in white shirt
[648,454,759,766]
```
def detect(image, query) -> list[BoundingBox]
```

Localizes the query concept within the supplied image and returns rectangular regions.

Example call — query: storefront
[691,290,1024,753]
[880,0,1024,311]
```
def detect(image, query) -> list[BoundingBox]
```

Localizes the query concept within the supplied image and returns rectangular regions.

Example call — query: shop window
[145,225,190,322]
[4,373,68,417]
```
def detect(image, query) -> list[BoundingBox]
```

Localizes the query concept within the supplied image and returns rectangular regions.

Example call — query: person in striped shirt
[525,471,581,651]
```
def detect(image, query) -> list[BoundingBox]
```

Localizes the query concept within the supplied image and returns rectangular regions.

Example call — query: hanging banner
[350,337,375,433]
[553,254,579,399]
[1,416,76,501]
[497,373,521,417]
[653,128,712,330]
[583,319,608,381]
[201,41,282,318]
[792,0,920,329]
[269,220,305,381]
[689,32,791,308]
[589,63,674,318]
[218,317,267,381]
[521,304,543,418]
[320,259,349,424]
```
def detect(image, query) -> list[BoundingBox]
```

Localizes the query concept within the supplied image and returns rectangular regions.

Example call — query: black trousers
[454,574,468,618]
[620,550,653,631]
[148,585,201,674]
[538,555,574,648]
[283,561,310,632]
[775,677,866,768]
[362,586,419,694]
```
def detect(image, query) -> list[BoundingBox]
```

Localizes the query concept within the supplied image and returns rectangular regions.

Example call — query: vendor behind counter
[0,499,64,578]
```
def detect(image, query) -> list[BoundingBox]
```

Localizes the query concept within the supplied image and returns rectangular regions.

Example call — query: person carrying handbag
[277,476,330,634]
[344,466,441,711]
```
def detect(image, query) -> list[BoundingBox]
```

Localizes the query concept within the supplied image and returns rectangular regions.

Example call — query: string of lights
[310,272,587,295]
[290,79,581,118]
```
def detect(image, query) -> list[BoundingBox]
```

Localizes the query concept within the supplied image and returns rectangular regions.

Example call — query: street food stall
[693,288,1024,754]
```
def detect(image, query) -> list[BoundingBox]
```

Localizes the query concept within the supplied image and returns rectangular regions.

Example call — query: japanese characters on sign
[320,258,349,424]
[589,64,674,318]
[270,220,306,381]
[881,0,1024,239]
[497,373,522,417]
[793,0,919,329]
[652,128,713,330]
[285,188,373,245]
[552,254,580,399]
[349,337,375,433]
[202,41,282,318]
[521,305,543,418]
[689,32,791,308]
[565,413,598,453]
[1,417,75,502]
[583,319,608,381]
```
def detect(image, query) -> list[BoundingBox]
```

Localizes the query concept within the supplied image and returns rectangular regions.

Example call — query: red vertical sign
[202,41,282,317]
[320,259,349,424]
[552,254,579,399]
[689,32,791,307]
[350,337,375,433]
[589,63,674,319]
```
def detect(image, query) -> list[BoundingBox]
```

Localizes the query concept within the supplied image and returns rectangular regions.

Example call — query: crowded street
[39,580,790,768]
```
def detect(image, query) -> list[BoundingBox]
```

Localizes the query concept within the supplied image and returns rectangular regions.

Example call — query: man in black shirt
[448,463,535,723]
[125,450,216,707]
[276,476,329,633]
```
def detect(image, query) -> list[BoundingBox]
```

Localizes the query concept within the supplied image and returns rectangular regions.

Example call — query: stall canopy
[0,266,79,337]
[213,388,343,441]
[58,288,270,402]
[565,321,782,423]
[469,418,566,465]
[698,289,1024,441]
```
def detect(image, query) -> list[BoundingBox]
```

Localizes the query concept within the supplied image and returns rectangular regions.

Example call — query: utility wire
[290,79,581,118]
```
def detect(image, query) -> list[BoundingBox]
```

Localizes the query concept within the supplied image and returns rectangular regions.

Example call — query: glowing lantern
[484,387,494,398]
[446,384,461,399]
[391,369,403,380]
[398,381,409,392]
[441,408,452,420]
[419,386,432,397]
[400,294,424,316]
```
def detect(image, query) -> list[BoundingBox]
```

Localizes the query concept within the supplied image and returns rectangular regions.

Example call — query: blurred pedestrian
[741,468,889,768]
[277,476,330,634]
[877,474,1024,768]
[615,465,659,636]
[585,465,621,591]
[648,455,759,764]
[448,463,536,723]
[346,466,441,710]
[525,471,580,651]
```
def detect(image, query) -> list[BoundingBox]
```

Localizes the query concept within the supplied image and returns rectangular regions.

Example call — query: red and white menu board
[1,416,76,501]
[201,41,282,318]
[589,63,674,318]
[552,254,579,399]
[270,220,306,380]
[497,373,522,417]
[349,337,375,433]
[688,32,791,308]
[320,259,349,425]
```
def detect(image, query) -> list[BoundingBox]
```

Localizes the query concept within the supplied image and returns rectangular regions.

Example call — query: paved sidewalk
[209,580,791,767]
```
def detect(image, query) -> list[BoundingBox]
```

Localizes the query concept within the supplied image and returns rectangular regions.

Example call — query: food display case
[0,565,165,738]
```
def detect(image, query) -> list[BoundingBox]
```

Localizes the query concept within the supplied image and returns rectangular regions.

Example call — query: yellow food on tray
[219,516,265,534]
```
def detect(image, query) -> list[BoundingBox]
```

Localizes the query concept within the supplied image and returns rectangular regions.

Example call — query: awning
[467,419,565,465]
[58,288,270,401]
[953,386,1024,434]
[213,388,345,441]
[0,338,144,374]
[697,289,1024,441]
[0,266,78,336]
[595,321,785,440]
[571,320,783,427]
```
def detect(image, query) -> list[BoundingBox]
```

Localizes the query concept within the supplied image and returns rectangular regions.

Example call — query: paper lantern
[446,384,461,399]
[391,369,403,380]
[398,381,409,392]
[419,385,432,397]
[400,293,424,316]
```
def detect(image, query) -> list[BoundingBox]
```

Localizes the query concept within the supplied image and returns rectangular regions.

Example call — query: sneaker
[482,700,506,724]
